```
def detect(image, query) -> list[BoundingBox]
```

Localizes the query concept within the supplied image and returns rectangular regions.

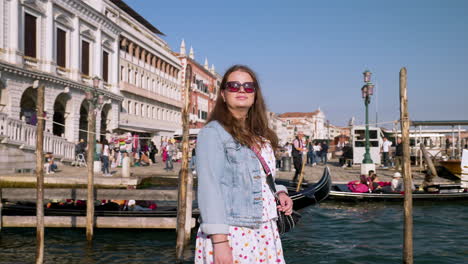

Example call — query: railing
[0,113,75,161]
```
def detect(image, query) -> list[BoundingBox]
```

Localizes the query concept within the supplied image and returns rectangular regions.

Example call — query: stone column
[8,0,21,64]
[72,96,83,142]
[44,86,56,134]
[93,28,102,79]
[70,16,80,81]
[42,1,54,72]
[112,39,119,94]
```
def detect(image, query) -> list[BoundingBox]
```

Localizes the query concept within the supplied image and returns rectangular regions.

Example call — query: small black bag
[251,147,301,235]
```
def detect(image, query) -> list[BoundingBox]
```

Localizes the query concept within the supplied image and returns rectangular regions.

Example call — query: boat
[275,166,332,210]
[2,202,189,218]
[3,167,332,216]
[329,183,468,202]
[438,160,462,178]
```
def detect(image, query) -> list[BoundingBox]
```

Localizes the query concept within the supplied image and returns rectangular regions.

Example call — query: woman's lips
[236,96,247,100]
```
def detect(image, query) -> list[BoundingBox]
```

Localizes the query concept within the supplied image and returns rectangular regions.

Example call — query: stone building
[175,41,219,132]
[276,109,327,141]
[0,0,123,173]
[107,0,183,147]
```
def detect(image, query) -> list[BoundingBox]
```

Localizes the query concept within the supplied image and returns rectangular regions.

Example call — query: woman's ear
[221,90,226,103]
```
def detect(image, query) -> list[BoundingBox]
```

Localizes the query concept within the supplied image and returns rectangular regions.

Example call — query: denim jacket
[196,121,288,235]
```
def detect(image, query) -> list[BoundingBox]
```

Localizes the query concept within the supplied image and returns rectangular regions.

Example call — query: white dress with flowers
[195,143,286,264]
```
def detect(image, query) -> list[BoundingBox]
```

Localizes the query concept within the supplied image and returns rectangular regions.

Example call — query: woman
[195,65,293,264]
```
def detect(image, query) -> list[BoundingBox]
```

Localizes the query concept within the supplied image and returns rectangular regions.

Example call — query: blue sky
[125,0,468,127]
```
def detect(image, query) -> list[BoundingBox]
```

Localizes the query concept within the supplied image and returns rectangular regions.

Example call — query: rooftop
[110,0,165,36]
[277,110,320,118]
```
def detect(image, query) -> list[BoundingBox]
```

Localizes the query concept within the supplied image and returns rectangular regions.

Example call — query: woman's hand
[213,242,233,264]
[211,234,233,264]
[277,192,293,215]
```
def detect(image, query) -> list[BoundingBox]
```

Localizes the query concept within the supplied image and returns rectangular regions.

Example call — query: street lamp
[361,70,375,175]
[85,76,105,241]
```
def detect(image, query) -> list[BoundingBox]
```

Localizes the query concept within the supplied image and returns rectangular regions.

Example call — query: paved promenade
[0,157,456,187]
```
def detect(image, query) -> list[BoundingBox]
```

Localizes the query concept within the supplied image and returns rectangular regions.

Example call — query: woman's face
[221,71,256,115]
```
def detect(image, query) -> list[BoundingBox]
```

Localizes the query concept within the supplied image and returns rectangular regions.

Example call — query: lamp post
[85,76,104,241]
[361,70,375,175]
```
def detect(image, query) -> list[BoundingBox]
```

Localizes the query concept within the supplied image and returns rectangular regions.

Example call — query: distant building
[0,0,123,172]
[268,109,328,145]
[109,0,183,146]
[277,109,327,140]
[175,42,219,131]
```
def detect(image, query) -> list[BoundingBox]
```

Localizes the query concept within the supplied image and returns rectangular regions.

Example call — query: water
[1,201,468,264]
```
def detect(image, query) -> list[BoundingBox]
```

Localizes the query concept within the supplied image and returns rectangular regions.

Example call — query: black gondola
[275,166,332,210]
[3,167,331,217]
[2,202,188,218]
[329,183,468,202]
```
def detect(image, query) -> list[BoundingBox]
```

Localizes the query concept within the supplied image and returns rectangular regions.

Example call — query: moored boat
[438,160,462,178]
[329,183,468,202]
[275,166,332,210]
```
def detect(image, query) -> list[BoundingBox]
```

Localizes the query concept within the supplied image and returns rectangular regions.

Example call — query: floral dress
[195,144,286,264]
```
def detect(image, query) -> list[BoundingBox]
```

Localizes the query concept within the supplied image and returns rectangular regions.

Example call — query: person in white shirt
[381,137,392,168]
[101,139,111,176]
[391,172,415,192]
[391,172,402,191]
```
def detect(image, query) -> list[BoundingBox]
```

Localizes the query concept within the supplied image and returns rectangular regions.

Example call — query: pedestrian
[190,142,197,173]
[321,141,329,164]
[292,131,307,182]
[101,139,111,176]
[312,141,321,166]
[149,141,158,164]
[394,138,403,171]
[165,140,175,171]
[195,65,292,264]
[381,137,392,168]
[307,138,314,166]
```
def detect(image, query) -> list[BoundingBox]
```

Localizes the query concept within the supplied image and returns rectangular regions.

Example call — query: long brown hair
[207,65,278,150]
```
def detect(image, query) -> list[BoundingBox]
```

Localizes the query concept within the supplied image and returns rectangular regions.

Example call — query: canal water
[1,200,467,263]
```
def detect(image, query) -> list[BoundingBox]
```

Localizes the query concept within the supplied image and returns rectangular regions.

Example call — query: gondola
[275,166,332,210]
[329,183,468,202]
[1,202,191,218]
[3,167,331,216]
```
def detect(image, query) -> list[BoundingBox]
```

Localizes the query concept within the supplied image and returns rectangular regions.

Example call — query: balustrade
[0,113,75,161]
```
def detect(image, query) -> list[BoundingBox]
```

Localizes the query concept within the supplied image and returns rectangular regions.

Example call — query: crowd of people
[71,133,197,175]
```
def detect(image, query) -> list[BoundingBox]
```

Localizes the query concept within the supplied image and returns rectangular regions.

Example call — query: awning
[411,120,468,126]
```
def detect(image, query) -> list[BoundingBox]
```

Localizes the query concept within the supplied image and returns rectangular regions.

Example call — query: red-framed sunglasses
[224,81,256,93]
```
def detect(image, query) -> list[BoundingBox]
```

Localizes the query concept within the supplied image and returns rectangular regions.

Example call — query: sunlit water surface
[1,201,468,263]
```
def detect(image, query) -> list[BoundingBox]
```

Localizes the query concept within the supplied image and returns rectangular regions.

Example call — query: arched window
[140,103,144,116]
[146,105,150,118]
[133,102,138,115]
[127,100,131,114]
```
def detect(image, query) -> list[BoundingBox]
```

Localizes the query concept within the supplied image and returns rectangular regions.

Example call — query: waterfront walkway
[0,157,456,187]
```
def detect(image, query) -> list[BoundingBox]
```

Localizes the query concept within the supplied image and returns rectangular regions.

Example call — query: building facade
[106,0,183,146]
[275,110,327,142]
[0,0,123,172]
[176,41,219,131]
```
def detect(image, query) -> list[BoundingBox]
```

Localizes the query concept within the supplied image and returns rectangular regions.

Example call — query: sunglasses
[224,81,256,93]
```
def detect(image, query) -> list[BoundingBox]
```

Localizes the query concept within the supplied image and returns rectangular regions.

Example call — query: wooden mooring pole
[399,67,413,264]
[176,64,192,260]
[35,83,46,264]
[86,100,96,241]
